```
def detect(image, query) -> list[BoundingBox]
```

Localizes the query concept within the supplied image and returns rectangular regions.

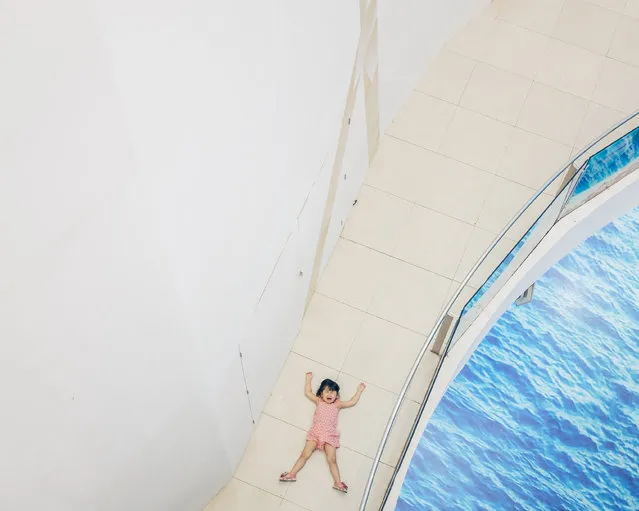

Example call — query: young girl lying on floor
[279,372,366,493]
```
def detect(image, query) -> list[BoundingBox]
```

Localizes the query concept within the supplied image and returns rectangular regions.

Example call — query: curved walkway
[206,1,639,510]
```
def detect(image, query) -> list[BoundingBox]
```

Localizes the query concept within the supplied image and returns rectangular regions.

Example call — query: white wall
[1,0,359,509]
[1,0,494,509]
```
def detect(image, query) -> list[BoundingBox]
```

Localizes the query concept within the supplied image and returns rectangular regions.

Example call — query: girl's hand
[358,383,366,392]
[306,372,313,379]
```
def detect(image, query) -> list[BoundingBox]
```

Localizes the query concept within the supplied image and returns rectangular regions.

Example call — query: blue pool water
[396,207,639,511]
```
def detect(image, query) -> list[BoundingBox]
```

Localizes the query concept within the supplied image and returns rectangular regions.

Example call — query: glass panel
[449,179,574,351]
[570,126,639,199]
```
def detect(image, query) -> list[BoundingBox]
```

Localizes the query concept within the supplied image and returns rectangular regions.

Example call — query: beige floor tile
[475,175,548,237]
[438,108,513,172]
[204,478,282,511]
[341,314,425,394]
[284,446,375,511]
[589,0,627,12]
[446,15,496,60]
[317,239,390,310]
[368,257,452,334]
[342,185,412,255]
[496,0,565,35]
[279,500,311,511]
[517,82,589,145]
[393,206,474,279]
[453,227,519,288]
[593,57,639,113]
[365,136,432,203]
[459,63,532,124]
[535,39,604,99]
[265,353,339,430]
[626,0,639,19]
[380,398,420,467]
[337,374,397,459]
[411,152,494,225]
[498,127,573,190]
[386,93,456,151]
[236,415,306,497]
[416,50,476,104]
[406,351,441,403]
[608,16,639,68]
[552,0,619,54]
[480,20,549,79]
[574,102,626,152]
[293,294,366,370]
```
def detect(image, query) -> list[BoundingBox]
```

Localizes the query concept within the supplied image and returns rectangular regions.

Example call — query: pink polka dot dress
[306,399,341,450]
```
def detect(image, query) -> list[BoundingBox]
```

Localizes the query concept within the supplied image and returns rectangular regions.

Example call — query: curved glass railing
[565,126,639,211]
[359,111,639,511]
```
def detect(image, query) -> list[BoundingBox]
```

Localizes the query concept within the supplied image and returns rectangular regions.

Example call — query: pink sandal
[279,472,297,482]
[333,482,348,493]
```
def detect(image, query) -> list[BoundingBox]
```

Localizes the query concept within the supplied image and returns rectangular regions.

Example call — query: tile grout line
[384,108,577,197]
[329,235,463,326]
[433,58,474,151]
[274,347,421,406]
[229,475,290,504]
[279,498,313,511]
[384,108,576,182]
[444,25,639,105]
[261,411,400,470]
[337,311,368,375]
[314,290,431,338]
[286,350,344,374]
[466,3,638,54]
[336,234,458,283]
[363,169,492,225]
[361,179,552,238]
[479,7,639,77]
[383,131,505,179]
[338,367,423,406]
[605,5,623,60]
[316,232,524,333]
[455,57,478,109]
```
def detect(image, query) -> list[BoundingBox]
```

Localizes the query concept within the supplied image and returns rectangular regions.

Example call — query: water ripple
[396,207,639,511]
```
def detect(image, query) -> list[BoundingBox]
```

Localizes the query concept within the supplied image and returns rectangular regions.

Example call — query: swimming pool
[396,206,639,510]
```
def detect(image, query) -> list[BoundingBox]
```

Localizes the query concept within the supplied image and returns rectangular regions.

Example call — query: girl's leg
[324,444,342,484]
[288,440,316,476]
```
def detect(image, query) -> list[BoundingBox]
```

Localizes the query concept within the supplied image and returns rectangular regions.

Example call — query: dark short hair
[316,378,340,397]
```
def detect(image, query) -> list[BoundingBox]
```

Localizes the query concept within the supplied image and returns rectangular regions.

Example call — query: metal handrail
[359,109,639,511]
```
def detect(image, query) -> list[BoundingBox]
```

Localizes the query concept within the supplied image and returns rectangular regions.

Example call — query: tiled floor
[205,1,639,510]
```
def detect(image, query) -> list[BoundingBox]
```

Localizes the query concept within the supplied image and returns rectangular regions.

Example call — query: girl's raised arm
[338,383,366,408]
[304,372,319,403]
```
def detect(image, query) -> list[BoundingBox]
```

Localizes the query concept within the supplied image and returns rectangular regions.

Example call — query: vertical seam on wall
[304,0,381,310]
[238,345,256,424]
[303,51,360,310]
